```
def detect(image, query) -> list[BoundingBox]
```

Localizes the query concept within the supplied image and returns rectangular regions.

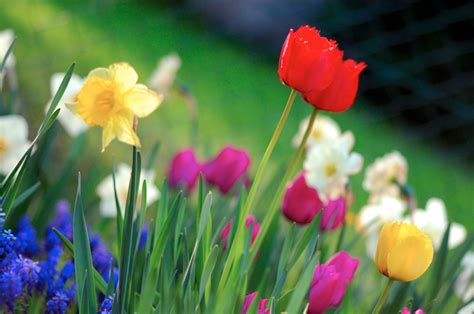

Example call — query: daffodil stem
[250,107,319,261]
[219,88,297,288]
[372,278,394,314]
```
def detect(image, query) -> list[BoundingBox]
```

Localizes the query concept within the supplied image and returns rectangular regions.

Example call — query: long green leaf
[73,173,97,313]
[52,228,107,294]
[286,252,319,313]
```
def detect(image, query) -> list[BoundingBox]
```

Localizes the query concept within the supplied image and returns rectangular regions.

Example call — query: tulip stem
[372,278,394,314]
[219,88,297,288]
[249,107,319,261]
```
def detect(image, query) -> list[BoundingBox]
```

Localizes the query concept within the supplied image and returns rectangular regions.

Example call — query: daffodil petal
[124,84,162,117]
[387,235,433,282]
[88,67,111,80]
[449,223,467,249]
[111,113,141,148]
[343,152,363,174]
[109,62,138,91]
[102,121,116,152]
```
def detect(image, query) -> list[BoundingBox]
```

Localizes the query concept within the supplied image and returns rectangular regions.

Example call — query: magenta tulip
[401,307,425,314]
[221,215,260,250]
[282,172,323,224]
[308,251,359,314]
[320,197,346,232]
[167,148,202,191]
[202,146,251,194]
[242,292,269,314]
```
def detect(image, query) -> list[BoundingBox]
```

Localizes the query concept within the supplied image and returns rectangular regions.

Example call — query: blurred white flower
[304,131,363,199]
[365,230,380,261]
[458,301,474,314]
[411,198,466,250]
[0,115,31,176]
[363,151,407,199]
[454,252,474,303]
[148,53,181,95]
[357,196,407,234]
[0,29,16,69]
[46,73,89,137]
[96,163,160,217]
[292,115,340,148]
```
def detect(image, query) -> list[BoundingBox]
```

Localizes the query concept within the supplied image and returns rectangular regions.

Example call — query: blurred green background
[0,0,473,229]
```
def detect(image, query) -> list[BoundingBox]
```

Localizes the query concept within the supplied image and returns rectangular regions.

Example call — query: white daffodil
[292,115,341,148]
[96,163,160,217]
[458,301,474,314]
[363,151,407,199]
[0,115,31,176]
[304,131,363,199]
[357,196,407,234]
[46,73,89,137]
[411,198,466,250]
[454,252,474,303]
[148,53,181,95]
[0,29,16,69]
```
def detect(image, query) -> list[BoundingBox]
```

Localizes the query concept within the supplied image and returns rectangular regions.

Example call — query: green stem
[372,278,394,314]
[250,107,319,261]
[218,88,297,289]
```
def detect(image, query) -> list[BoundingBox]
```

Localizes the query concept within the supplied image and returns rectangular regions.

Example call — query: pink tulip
[167,148,202,191]
[242,292,270,314]
[320,197,346,232]
[203,146,251,194]
[308,251,359,314]
[221,215,260,250]
[282,172,323,224]
[401,307,425,314]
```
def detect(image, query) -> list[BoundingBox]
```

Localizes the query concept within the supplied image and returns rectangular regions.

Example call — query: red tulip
[203,146,251,194]
[242,292,270,314]
[302,59,367,112]
[309,251,359,314]
[167,148,202,191]
[278,25,343,93]
[320,197,346,232]
[281,172,323,225]
[221,215,260,250]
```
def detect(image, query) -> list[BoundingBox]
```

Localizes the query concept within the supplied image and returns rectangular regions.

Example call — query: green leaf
[112,158,123,251]
[52,228,107,294]
[4,181,40,226]
[426,223,451,308]
[277,223,296,280]
[106,262,115,297]
[286,252,319,313]
[197,245,219,309]
[73,173,97,313]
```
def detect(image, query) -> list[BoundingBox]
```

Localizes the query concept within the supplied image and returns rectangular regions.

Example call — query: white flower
[458,301,474,314]
[303,131,363,199]
[357,196,407,234]
[365,230,380,261]
[0,29,16,69]
[96,163,160,217]
[292,115,340,148]
[363,151,407,199]
[455,252,474,302]
[46,73,89,137]
[148,53,181,95]
[411,198,466,250]
[0,115,31,176]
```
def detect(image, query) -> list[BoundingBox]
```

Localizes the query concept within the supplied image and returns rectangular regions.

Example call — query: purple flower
[203,146,251,194]
[308,251,359,314]
[11,255,40,293]
[44,200,73,252]
[45,291,69,313]
[91,236,112,276]
[100,295,114,313]
[0,269,23,310]
[282,172,323,225]
[0,229,16,270]
[167,148,202,191]
[320,197,346,232]
[15,216,40,257]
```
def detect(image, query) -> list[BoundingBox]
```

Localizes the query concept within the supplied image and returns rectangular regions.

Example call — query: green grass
[1,0,473,229]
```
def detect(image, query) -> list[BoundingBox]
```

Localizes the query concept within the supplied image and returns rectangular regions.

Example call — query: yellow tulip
[71,62,163,151]
[375,221,433,282]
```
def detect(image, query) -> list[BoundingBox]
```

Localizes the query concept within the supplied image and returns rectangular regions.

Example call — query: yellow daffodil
[71,62,163,151]
[375,221,433,282]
